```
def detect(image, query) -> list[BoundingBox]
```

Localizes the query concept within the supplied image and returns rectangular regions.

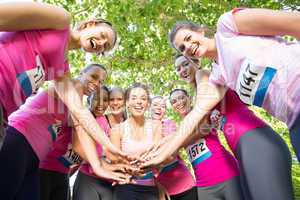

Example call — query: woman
[106,87,127,128]
[111,83,162,200]
[0,63,128,200]
[38,64,106,200]
[0,1,122,158]
[170,88,243,200]
[168,8,300,162]
[144,55,294,200]
[150,96,197,200]
[73,85,122,200]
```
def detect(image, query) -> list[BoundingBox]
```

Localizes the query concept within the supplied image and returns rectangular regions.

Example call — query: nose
[97,39,108,51]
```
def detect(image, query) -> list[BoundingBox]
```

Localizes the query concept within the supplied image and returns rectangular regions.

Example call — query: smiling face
[79,23,116,54]
[170,90,191,116]
[174,55,197,84]
[127,87,149,117]
[150,97,166,121]
[80,66,107,96]
[109,89,125,115]
[90,87,109,117]
[173,28,208,59]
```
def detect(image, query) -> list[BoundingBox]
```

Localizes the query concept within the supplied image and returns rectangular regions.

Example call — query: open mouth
[191,42,199,57]
[88,84,97,93]
[90,39,97,49]
[133,106,144,112]
[176,104,186,112]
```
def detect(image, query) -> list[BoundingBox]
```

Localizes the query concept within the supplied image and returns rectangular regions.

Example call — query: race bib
[17,55,45,97]
[187,139,211,167]
[58,143,82,168]
[236,59,276,107]
[47,120,62,141]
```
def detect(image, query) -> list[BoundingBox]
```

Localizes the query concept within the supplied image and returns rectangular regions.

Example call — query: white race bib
[236,59,276,107]
[17,55,45,97]
[58,143,82,168]
[187,138,211,167]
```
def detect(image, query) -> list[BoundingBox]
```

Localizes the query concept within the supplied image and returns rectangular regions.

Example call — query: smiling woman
[0,2,126,200]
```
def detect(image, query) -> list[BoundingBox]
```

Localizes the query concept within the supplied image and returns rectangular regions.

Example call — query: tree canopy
[45,0,300,197]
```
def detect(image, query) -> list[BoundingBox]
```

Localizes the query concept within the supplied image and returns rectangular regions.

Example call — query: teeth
[90,39,97,49]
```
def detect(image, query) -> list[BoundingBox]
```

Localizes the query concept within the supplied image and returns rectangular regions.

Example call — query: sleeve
[208,62,226,86]
[216,10,241,37]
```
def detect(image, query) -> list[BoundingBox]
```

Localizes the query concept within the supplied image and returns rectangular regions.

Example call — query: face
[92,88,109,117]
[173,28,208,58]
[174,56,197,84]
[127,87,149,117]
[170,90,191,116]
[150,97,166,120]
[80,67,107,96]
[109,89,125,115]
[79,23,115,54]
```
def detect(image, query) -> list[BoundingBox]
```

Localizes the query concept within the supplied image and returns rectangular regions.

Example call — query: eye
[178,44,185,53]
[183,61,189,67]
[170,99,176,105]
[186,35,191,42]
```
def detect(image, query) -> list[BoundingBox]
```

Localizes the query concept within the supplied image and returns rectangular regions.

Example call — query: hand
[91,163,131,184]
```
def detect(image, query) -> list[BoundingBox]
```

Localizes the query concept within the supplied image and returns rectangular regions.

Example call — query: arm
[142,70,226,167]
[53,73,124,156]
[72,118,130,182]
[233,8,300,39]
[107,125,124,163]
[0,2,70,31]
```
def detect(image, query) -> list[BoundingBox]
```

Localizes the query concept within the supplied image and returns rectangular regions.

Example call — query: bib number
[187,139,211,167]
[236,59,276,106]
[58,144,82,168]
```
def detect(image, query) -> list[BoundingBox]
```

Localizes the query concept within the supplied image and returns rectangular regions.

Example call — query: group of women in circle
[0,1,299,200]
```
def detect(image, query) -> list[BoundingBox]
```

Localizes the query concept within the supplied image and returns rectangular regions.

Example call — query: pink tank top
[121,119,155,186]
[211,90,266,152]
[8,90,69,161]
[157,119,195,195]
[0,29,69,119]
[39,127,82,174]
[80,116,111,180]
[187,128,239,187]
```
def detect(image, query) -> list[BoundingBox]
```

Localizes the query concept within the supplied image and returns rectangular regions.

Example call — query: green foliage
[44,0,300,198]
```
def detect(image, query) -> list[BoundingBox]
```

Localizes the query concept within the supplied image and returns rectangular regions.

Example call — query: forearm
[54,76,113,151]
[0,2,70,31]
[233,8,300,39]
[73,125,101,168]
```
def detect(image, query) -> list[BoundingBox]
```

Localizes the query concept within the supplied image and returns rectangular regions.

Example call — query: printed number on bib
[58,143,82,168]
[236,59,276,107]
[187,139,211,167]
[17,55,45,97]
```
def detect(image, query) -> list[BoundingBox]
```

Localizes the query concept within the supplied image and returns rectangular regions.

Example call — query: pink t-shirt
[80,116,111,180]
[209,10,300,128]
[39,127,82,174]
[157,119,195,195]
[8,90,69,161]
[211,90,266,152]
[187,128,239,187]
[0,29,70,119]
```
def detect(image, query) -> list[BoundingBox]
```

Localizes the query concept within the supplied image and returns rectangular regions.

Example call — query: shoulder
[217,10,239,36]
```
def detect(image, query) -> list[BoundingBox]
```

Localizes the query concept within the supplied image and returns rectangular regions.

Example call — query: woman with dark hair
[0,1,123,162]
